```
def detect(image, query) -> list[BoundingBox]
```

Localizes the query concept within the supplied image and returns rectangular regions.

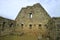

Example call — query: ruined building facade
[0,3,60,40]
[0,17,16,36]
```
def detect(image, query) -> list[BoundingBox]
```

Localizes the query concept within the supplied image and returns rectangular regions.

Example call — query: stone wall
[0,3,60,40]
[47,19,56,40]
[15,3,51,40]
[0,17,16,36]
[52,17,60,40]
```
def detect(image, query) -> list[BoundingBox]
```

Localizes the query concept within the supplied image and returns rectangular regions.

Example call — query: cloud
[0,0,60,20]
[39,0,60,17]
[0,0,39,20]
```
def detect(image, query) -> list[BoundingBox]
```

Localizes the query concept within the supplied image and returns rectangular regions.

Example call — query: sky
[0,0,60,20]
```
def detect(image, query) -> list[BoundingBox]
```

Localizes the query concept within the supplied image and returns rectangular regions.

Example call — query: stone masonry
[0,3,60,40]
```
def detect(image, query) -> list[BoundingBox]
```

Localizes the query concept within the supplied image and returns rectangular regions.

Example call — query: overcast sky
[0,0,60,20]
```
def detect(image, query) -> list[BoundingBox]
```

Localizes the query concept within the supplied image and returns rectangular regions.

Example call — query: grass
[0,32,37,40]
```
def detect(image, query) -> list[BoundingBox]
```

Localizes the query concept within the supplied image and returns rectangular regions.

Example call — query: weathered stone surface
[52,17,60,40]
[0,3,60,40]
[15,3,51,40]
[0,17,16,36]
